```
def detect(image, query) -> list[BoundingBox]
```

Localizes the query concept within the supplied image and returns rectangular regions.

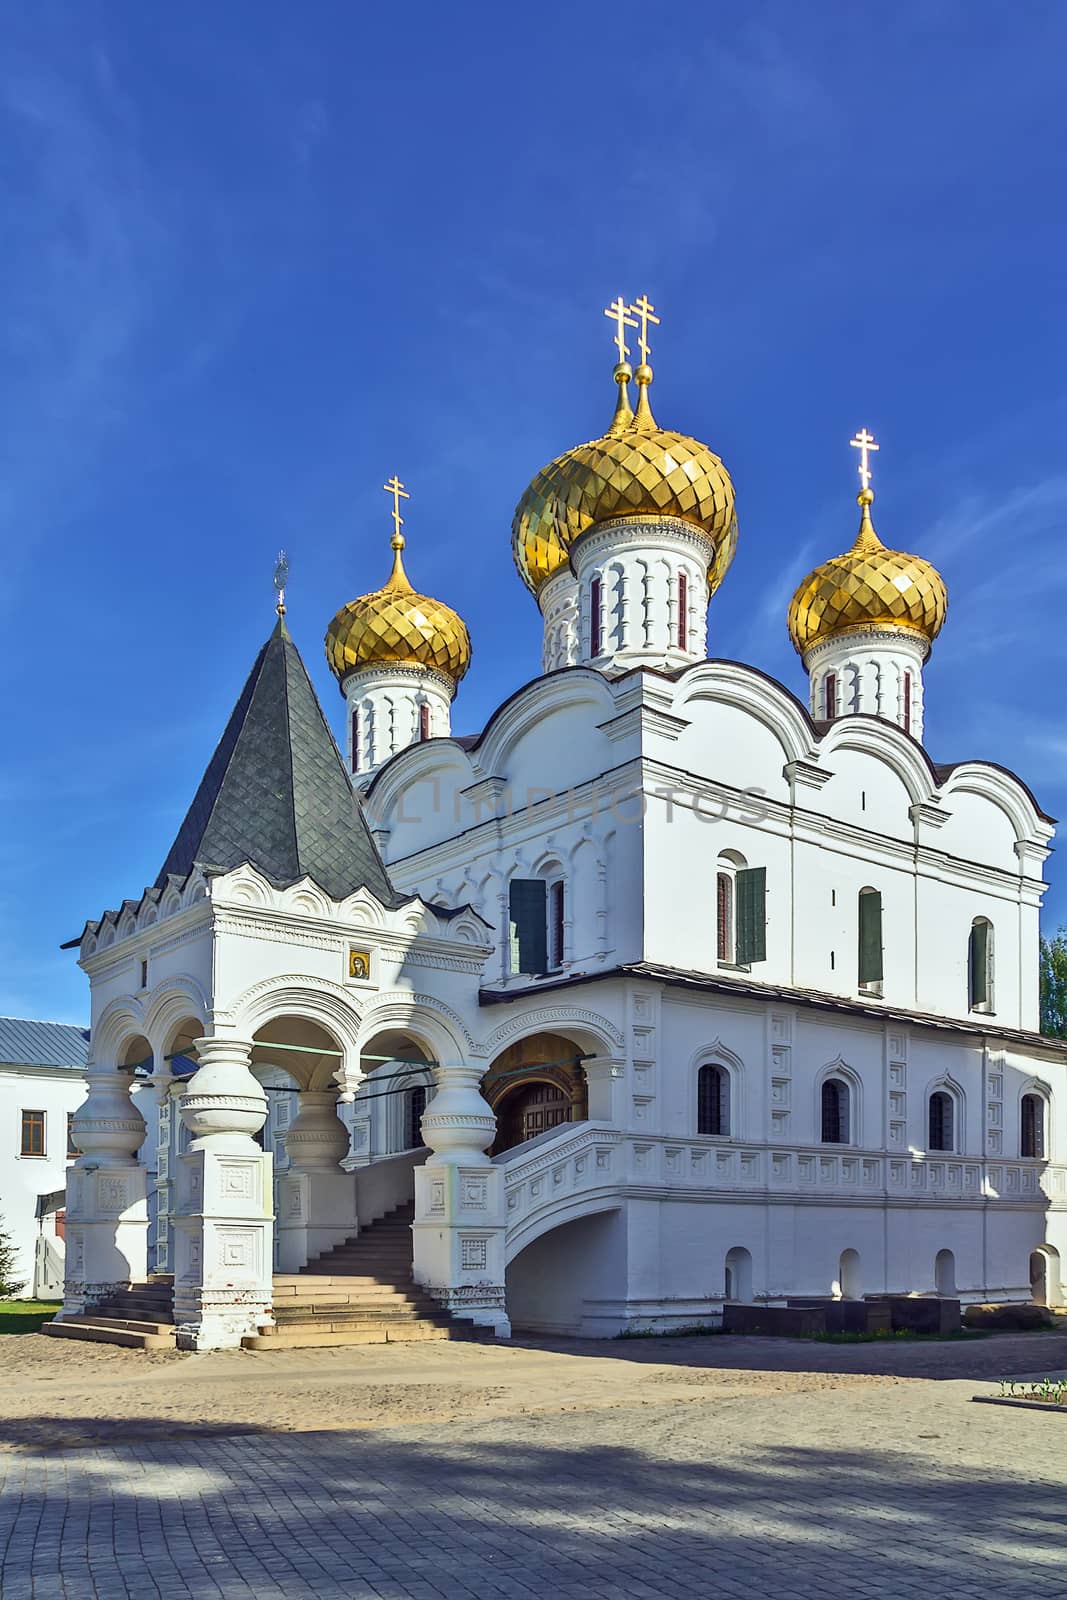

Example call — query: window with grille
[1022,1093,1046,1159]
[821,1079,850,1144]
[405,1085,427,1151]
[20,1109,45,1157]
[698,1064,730,1136]
[928,1091,954,1152]
[548,880,565,969]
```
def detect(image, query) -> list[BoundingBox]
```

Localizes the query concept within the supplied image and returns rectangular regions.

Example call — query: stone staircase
[41,1205,496,1353]
[243,1201,496,1350]
[43,1275,177,1351]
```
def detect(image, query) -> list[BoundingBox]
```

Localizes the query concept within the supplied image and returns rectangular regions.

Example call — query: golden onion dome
[512,362,738,595]
[325,532,471,685]
[787,489,947,657]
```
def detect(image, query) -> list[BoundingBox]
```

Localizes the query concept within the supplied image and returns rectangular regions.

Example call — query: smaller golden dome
[512,364,737,595]
[325,533,471,685]
[787,490,947,657]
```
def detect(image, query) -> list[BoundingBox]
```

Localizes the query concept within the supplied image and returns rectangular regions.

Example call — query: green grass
[615,1324,722,1340]
[0,1300,61,1334]
[813,1327,989,1344]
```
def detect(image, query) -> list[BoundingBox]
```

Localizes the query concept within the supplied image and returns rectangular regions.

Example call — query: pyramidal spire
[156,619,401,905]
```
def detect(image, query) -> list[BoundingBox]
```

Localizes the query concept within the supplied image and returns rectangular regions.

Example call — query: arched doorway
[834,1248,862,1300]
[724,1246,752,1303]
[482,1032,588,1155]
[356,1029,436,1161]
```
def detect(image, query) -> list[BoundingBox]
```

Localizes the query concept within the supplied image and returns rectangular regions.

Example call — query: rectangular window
[140,958,148,990]
[419,703,431,741]
[549,880,565,969]
[858,889,884,986]
[824,673,836,720]
[351,708,360,773]
[67,1112,79,1158]
[902,671,912,735]
[969,920,991,1009]
[735,866,767,964]
[590,577,602,658]
[677,572,688,650]
[509,879,548,975]
[20,1109,45,1158]
[1022,1095,1045,1160]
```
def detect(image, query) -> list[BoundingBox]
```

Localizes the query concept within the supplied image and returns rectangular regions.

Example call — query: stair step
[43,1320,175,1351]
[242,1323,489,1351]
[60,1315,175,1336]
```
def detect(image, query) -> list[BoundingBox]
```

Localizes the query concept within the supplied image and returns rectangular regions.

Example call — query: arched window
[405,1084,427,1151]
[902,671,912,735]
[928,1090,955,1152]
[590,576,602,658]
[724,1246,752,1302]
[548,878,565,970]
[1022,1093,1046,1159]
[821,1078,850,1144]
[350,707,360,773]
[858,888,883,991]
[968,918,994,1012]
[418,703,431,742]
[676,571,688,650]
[824,672,837,720]
[717,852,767,968]
[508,866,566,975]
[698,1064,730,1136]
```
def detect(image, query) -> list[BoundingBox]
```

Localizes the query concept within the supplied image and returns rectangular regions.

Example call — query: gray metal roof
[0,1018,90,1070]
[155,618,403,905]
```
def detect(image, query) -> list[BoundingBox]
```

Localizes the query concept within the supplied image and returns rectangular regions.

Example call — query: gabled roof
[0,1018,90,1070]
[156,618,403,906]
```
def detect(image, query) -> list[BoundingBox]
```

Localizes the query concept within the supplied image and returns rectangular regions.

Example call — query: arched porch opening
[356,1029,436,1163]
[482,1031,589,1156]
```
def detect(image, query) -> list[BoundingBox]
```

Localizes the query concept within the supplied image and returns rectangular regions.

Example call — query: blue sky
[3,2,1066,1023]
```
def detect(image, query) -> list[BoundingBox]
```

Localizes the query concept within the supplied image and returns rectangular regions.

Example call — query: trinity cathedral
[50,300,1066,1349]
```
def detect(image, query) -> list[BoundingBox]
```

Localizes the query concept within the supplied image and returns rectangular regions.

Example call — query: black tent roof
[155,617,402,906]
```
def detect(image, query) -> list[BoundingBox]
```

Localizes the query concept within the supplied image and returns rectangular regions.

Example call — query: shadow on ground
[1,1413,1065,1598]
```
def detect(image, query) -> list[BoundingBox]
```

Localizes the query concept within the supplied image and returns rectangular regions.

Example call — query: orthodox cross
[850,428,880,491]
[604,296,638,362]
[383,474,410,541]
[629,294,660,365]
[272,549,289,617]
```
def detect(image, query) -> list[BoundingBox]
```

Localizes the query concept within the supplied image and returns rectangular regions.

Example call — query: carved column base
[275,1169,358,1272]
[171,1144,273,1349]
[58,1160,149,1319]
[412,1162,510,1336]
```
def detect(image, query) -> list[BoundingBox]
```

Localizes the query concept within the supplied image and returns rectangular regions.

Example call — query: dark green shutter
[858,890,883,983]
[735,866,767,964]
[509,879,547,974]
[969,921,989,1007]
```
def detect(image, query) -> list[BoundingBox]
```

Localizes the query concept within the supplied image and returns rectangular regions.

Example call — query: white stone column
[172,1037,273,1350]
[412,1062,509,1336]
[59,1063,149,1319]
[276,1088,357,1271]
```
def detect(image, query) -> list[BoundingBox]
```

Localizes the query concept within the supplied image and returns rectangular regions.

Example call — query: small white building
[0,1019,89,1298]
[53,317,1067,1348]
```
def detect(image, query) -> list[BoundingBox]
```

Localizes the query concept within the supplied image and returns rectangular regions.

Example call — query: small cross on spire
[272,549,289,617]
[850,428,880,491]
[629,294,660,366]
[604,296,638,363]
[383,474,410,546]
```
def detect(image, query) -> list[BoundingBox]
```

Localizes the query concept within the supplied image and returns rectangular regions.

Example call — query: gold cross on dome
[629,294,661,365]
[604,296,638,362]
[383,474,410,541]
[849,428,880,490]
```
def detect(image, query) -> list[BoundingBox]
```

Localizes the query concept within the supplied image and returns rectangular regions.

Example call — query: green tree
[1040,927,1067,1038]
[0,1217,24,1298]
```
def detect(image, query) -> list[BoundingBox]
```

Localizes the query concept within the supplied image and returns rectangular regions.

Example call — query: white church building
[51,304,1067,1349]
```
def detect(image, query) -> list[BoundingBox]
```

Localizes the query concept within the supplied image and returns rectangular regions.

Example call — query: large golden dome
[512,365,738,595]
[788,490,947,656]
[325,534,471,685]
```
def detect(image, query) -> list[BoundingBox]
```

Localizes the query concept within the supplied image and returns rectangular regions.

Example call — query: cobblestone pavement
[1,1343,1066,1598]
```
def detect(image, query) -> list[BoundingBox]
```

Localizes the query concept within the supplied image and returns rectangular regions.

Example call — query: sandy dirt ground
[1,1326,1064,1453]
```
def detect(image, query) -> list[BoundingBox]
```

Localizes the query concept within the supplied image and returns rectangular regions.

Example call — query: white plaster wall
[0,1068,87,1294]
[505,1208,626,1335]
